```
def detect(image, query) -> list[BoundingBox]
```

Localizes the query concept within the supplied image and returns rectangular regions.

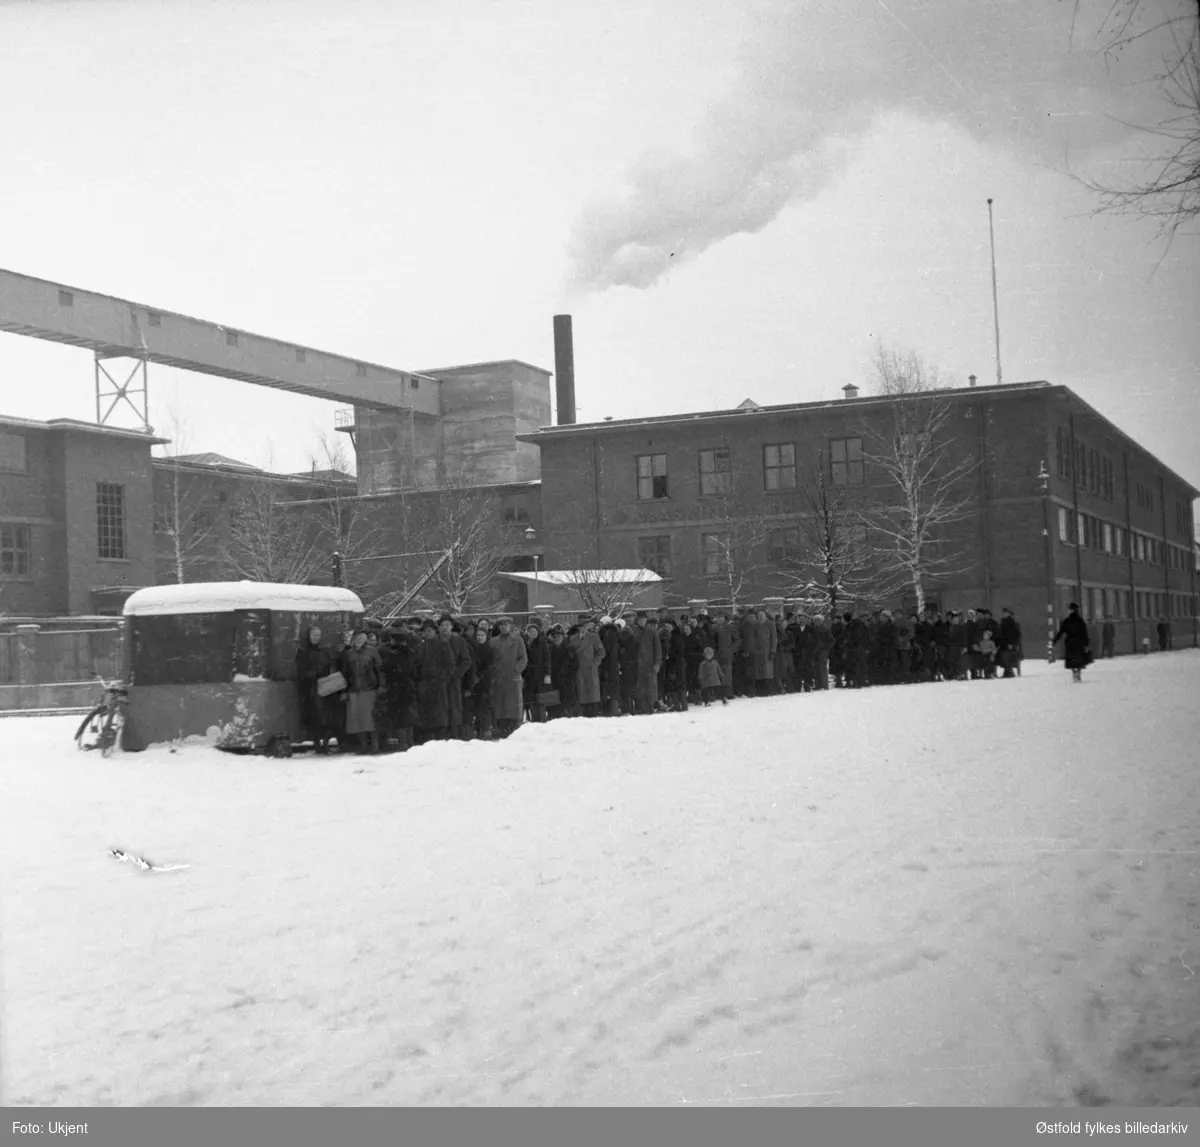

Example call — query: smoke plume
[568,0,1186,291]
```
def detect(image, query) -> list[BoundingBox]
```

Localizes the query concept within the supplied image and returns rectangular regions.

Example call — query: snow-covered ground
[2,652,1198,1108]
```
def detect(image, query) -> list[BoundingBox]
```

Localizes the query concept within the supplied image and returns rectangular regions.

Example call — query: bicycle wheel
[75,704,106,749]
[100,705,125,758]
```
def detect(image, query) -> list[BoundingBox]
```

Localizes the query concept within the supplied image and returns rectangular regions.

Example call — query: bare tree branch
[860,344,981,613]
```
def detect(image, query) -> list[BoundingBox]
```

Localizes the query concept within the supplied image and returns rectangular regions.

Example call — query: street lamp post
[524,526,539,612]
[1039,461,1055,662]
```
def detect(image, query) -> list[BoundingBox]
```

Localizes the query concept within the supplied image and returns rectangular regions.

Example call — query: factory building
[519,375,1199,655]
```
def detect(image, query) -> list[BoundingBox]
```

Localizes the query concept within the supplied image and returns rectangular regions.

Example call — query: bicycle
[74,677,129,757]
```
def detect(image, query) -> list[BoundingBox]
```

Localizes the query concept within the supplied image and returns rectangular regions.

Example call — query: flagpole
[988,197,1002,386]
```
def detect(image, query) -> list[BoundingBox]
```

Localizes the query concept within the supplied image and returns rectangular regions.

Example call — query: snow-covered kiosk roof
[123,582,364,617]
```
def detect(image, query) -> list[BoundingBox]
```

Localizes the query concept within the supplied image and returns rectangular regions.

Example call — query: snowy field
[2,651,1198,1108]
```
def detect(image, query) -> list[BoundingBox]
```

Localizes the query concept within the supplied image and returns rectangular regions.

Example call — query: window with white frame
[1103,522,1113,553]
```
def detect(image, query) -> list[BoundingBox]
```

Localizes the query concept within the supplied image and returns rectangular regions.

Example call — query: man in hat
[633,611,662,714]
[489,617,528,736]
[1053,601,1091,682]
[598,615,622,715]
[523,619,551,722]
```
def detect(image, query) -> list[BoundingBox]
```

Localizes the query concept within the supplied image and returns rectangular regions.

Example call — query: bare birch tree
[302,433,392,600]
[859,344,981,613]
[153,411,224,583]
[696,443,775,607]
[775,444,879,613]
[221,472,324,585]
[396,464,513,613]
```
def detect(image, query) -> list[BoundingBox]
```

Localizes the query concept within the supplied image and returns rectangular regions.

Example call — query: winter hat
[703,645,714,655]
[615,618,626,629]
[881,609,893,619]
[420,619,437,633]
[599,615,613,626]
[495,615,514,626]
[635,611,648,620]
[526,619,542,632]
[813,614,824,622]
[1068,602,1080,611]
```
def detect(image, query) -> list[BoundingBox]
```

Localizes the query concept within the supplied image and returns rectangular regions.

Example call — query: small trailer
[120,582,363,755]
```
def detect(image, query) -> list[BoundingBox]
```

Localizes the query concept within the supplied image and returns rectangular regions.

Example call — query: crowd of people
[292,603,1027,755]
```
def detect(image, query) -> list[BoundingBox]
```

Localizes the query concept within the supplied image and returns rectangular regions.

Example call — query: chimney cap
[842,383,860,399]
[968,374,977,387]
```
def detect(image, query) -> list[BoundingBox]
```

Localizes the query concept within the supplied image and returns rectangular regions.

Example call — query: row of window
[1056,507,1184,567]
[1067,584,1198,623]
[636,526,868,579]
[1055,429,1115,503]
[637,439,864,501]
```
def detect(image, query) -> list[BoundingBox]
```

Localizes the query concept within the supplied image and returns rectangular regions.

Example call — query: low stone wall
[0,681,101,712]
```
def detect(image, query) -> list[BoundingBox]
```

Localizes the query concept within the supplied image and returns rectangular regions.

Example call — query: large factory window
[701,533,728,576]
[698,448,731,496]
[637,454,668,500]
[763,443,796,491]
[637,535,672,578]
[96,483,126,561]
[830,438,863,486]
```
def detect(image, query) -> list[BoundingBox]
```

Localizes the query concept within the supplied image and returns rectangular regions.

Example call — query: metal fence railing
[0,633,13,684]
[28,628,123,685]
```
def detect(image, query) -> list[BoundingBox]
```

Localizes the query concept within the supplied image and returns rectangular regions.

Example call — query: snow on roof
[497,568,662,587]
[123,582,364,617]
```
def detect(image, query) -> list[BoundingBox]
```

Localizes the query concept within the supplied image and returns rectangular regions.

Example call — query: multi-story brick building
[0,415,168,616]
[519,380,1198,655]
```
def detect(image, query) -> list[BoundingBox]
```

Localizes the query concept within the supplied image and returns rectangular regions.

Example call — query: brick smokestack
[553,314,577,425]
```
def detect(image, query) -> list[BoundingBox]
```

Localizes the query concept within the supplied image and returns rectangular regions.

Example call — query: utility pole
[988,198,1002,386]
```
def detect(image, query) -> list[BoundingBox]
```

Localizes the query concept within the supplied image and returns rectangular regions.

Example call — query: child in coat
[698,647,727,706]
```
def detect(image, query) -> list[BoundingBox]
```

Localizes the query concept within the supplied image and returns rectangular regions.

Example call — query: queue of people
[293,602,1027,755]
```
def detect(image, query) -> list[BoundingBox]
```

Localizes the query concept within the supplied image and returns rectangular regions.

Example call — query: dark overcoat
[1054,612,1091,670]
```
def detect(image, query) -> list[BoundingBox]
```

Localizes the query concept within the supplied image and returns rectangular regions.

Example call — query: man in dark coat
[736,609,758,697]
[874,610,898,685]
[829,614,846,687]
[616,619,639,715]
[634,612,663,713]
[379,624,420,751]
[998,607,1023,678]
[415,619,455,740]
[683,619,706,703]
[469,625,495,739]
[598,616,622,715]
[844,613,869,688]
[712,612,739,700]
[1157,616,1172,651]
[1053,602,1091,682]
[438,614,473,739]
[523,620,552,722]
[547,625,579,719]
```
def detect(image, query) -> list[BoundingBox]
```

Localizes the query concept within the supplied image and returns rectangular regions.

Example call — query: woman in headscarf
[340,627,385,754]
[293,625,338,754]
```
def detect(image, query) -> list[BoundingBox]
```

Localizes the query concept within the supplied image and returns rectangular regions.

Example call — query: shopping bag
[535,690,560,707]
[317,670,347,697]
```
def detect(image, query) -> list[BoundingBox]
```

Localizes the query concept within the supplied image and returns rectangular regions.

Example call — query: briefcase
[317,670,347,697]
[535,690,560,707]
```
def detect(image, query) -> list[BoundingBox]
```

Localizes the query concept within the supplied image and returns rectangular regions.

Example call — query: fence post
[14,624,40,686]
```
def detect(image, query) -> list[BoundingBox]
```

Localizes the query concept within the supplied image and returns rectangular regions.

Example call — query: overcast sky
[0,0,1196,490]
